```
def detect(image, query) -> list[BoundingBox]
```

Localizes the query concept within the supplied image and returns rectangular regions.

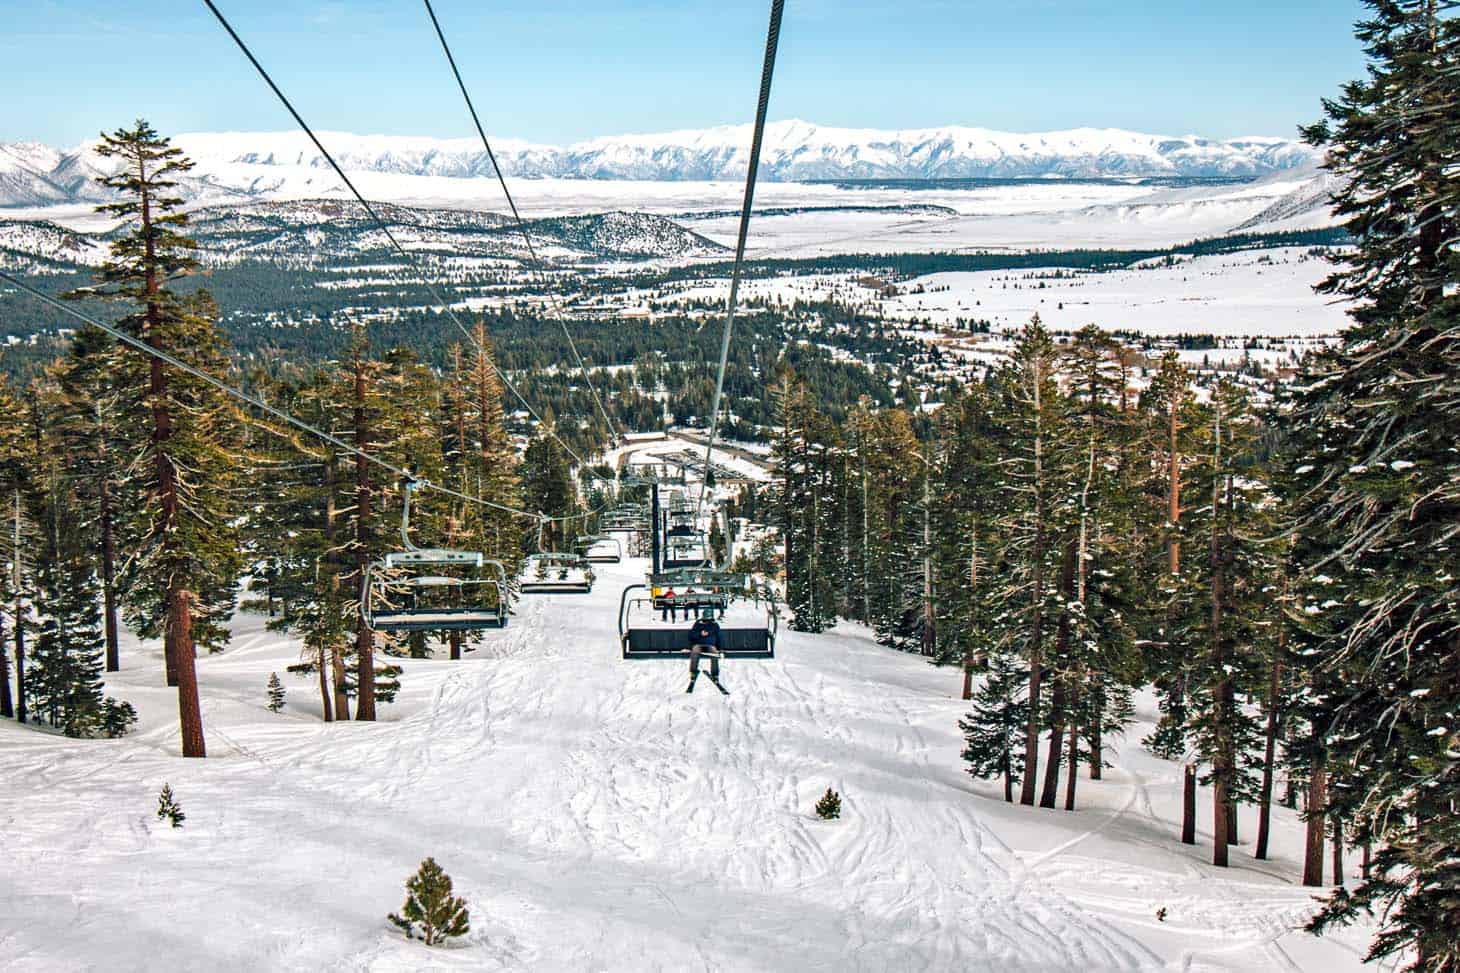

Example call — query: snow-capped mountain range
[0,120,1319,208]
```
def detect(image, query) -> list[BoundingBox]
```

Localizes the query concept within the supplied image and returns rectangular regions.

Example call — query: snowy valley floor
[0,559,1377,972]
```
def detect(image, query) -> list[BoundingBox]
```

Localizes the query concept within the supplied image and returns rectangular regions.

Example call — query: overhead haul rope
[422,0,622,448]
[0,270,604,525]
[202,0,608,481]
[695,0,785,524]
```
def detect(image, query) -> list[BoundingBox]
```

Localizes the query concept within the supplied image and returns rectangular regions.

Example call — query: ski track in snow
[0,559,1372,971]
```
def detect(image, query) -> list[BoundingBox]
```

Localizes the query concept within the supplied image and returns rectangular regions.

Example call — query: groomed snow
[0,557,1372,971]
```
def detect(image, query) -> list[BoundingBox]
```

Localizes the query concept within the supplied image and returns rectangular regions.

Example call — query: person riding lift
[686,609,726,694]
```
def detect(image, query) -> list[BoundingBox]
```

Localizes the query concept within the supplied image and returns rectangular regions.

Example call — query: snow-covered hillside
[0,555,1371,971]
[0,121,1322,208]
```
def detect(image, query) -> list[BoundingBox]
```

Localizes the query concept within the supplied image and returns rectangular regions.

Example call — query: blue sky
[5,1,1367,146]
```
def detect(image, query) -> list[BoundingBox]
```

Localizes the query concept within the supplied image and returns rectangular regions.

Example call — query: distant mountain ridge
[0,120,1320,207]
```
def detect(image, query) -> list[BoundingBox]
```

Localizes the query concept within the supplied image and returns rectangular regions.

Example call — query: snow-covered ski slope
[0,559,1372,971]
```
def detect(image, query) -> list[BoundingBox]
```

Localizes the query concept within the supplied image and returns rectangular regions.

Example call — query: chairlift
[520,552,596,594]
[618,570,777,659]
[576,534,624,564]
[362,479,510,632]
[662,532,712,570]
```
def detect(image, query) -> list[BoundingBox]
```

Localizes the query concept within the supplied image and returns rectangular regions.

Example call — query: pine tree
[814,788,842,820]
[83,121,245,757]
[465,324,524,568]
[772,371,837,633]
[50,326,127,673]
[23,389,109,736]
[993,318,1068,807]
[0,380,26,721]
[1184,381,1276,865]
[266,673,286,713]
[522,435,579,552]
[388,857,471,946]
[960,651,1029,802]
[1292,3,1460,965]
[1138,353,1206,843]
[156,783,185,828]
[930,382,1004,700]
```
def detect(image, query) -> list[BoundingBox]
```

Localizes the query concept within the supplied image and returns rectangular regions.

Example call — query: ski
[705,674,730,695]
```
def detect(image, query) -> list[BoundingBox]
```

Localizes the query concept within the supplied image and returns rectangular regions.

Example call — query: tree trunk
[1208,403,1233,865]
[1214,781,1230,867]
[1063,716,1080,811]
[331,647,350,722]
[13,606,26,725]
[1020,366,1048,807]
[100,476,120,673]
[1182,765,1197,845]
[961,523,977,701]
[1167,401,1181,575]
[1003,750,1014,803]
[1089,679,1103,780]
[168,587,206,758]
[1255,640,1284,859]
[921,449,934,658]
[353,355,376,722]
[322,454,349,722]
[316,643,333,723]
[1227,800,1239,845]
[1040,679,1066,809]
[0,615,12,718]
[1302,760,1327,887]
[1040,544,1077,809]
[1330,815,1344,887]
[449,630,462,661]
[1361,840,1371,880]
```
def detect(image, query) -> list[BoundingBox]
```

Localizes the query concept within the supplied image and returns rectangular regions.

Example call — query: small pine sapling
[815,787,842,820]
[266,672,286,713]
[389,857,471,946]
[100,698,138,738]
[156,784,185,828]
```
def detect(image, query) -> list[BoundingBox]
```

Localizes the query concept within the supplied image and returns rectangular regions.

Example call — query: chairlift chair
[363,479,510,632]
[576,534,624,564]
[520,552,596,594]
[662,532,712,570]
[618,570,777,660]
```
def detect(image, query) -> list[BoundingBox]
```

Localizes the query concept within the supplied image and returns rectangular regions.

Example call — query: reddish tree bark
[1182,765,1197,845]
[169,588,206,758]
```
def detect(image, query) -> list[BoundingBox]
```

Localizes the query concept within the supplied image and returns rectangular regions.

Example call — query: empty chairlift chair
[362,480,511,632]
[662,532,712,570]
[577,534,624,564]
[520,552,596,594]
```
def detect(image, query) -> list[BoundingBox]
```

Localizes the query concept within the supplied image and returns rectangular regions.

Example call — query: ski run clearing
[0,557,1374,972]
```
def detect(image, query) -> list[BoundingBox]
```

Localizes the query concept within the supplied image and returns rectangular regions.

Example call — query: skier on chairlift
[687,609,726,694]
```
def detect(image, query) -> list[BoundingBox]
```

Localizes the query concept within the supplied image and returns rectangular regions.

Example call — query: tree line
[770,4,1458,966]
[0,121,586,756]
